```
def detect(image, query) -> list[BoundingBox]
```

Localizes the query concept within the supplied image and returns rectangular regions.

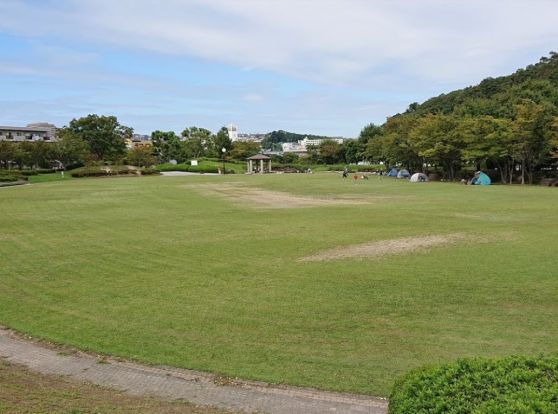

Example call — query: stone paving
[0,328,388,414]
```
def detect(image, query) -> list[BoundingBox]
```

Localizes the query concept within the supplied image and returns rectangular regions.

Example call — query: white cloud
[1,0,557,86]
[1,0,558,135]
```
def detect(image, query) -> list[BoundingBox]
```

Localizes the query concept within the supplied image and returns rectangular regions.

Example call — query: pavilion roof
[247,154,271,160]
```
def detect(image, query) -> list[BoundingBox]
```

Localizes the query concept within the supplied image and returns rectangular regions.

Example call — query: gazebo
[247,154,272,174]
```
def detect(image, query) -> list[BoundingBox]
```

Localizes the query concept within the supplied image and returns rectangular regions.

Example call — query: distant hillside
[404,52,558,118]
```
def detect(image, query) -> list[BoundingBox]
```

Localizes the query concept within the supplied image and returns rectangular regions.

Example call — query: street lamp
[221,147,226,175]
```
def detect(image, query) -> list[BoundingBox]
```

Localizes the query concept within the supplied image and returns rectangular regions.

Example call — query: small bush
[389,355,558,414]
[0,172,27,182]
[140,168,160,176]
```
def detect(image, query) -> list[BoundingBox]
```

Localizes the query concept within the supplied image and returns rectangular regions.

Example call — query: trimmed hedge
[140,167,160,176]
[0,172,27,182]
[389,355,558,414]
[71,166,127,178]
[156,163,234,174]
[71,166,158,178]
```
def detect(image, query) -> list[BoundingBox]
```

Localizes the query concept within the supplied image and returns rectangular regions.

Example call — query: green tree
[280,152,299,164]
[151,131,182,162]
[0,141,16,169]
[342,140,364,163]
[64,115,130,160]
[181,127,212,159]
[127,146,157,167]
[211,127,232,157]
[358,123,383,145]
[27,141,54,168]
[456,116,515,183]
[409,114,462,179]
[229,141,261,160]
[370,115,420,171]
[53,129,89,168]
[512,100,557,184]
[318,140,343,164]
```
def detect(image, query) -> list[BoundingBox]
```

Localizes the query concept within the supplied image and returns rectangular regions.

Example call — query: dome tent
[410,173,428,182]
[387,168,398,177]
[397,169,411,179]
[471,171,491,185]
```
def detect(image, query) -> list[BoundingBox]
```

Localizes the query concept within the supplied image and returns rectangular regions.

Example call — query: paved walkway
[0,328,388,414]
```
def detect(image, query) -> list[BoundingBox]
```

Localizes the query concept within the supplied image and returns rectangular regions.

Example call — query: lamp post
[221,147,226,175]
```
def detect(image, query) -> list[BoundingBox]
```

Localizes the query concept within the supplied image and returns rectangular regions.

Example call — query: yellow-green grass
[0,174,557,396]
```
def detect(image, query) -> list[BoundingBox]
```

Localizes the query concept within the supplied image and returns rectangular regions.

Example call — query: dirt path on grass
[299,233,469,262]
[299,232,515,262]
[0,328,387,414]
[185,183,381,209]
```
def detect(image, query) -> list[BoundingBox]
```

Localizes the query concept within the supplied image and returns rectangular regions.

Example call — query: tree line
[356,53,558,183]
[0,115,262,170]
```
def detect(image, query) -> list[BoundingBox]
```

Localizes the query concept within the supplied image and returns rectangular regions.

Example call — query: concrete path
[0,328,388,414]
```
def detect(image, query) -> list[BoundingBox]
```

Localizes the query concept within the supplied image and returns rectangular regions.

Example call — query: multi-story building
[0,123,58,142]
[282,136,344,154]
[226,124,239,142]
[237,133,266,143]
[126,134,152,149]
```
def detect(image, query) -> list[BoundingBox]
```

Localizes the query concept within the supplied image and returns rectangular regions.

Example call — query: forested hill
[358,53,558,184]
[404,52,558,118]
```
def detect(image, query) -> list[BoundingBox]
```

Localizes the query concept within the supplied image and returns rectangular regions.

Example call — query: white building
[226,124,239,142]
[0,123,58,143]
[282,136,344,154]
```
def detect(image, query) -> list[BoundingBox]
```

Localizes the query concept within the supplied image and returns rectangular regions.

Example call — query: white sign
[191,160,198,166]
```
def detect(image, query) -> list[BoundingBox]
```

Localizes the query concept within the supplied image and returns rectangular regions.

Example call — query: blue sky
[1,1,557,137]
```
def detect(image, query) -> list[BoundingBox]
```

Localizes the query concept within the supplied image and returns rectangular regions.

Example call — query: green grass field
[0,174,557,396]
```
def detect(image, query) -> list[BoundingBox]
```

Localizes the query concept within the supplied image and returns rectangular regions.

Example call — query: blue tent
[387,168,398,177]
[473,171,491,186]
[397,169,411,179]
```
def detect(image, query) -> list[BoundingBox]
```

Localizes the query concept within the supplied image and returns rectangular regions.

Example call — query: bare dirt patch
[185,183,375,208]
[300,233,474,262]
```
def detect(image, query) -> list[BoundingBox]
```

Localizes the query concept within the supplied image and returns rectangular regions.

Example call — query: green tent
[473,171,491,186]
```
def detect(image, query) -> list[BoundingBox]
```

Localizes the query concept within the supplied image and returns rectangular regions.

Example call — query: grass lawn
[0,360,230,413]
[0,174,557,396]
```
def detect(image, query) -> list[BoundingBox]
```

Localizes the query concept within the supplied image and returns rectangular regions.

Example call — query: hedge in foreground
[0,172,27,182]
[389,355,558,414]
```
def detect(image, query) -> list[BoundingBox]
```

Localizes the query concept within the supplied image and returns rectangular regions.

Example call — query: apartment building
[0,123,58,142]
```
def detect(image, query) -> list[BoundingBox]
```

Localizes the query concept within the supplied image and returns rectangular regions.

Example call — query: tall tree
[512,100,557,184]
[318,140,343,164]
[0,141,16,169]
[181,127,213,159]
[211,127,232,157]
[64,115,130,160]
[53,129,89,168]
[409,114,462,179]
[151,131,182,162]
[229,141,261,160]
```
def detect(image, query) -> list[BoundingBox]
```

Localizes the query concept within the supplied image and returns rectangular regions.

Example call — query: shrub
[389,355,558,414]
[0,172,27,182]
[140,168,160,175]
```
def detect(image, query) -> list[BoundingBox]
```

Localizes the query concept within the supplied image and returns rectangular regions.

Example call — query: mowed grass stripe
[0,174,557,396]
